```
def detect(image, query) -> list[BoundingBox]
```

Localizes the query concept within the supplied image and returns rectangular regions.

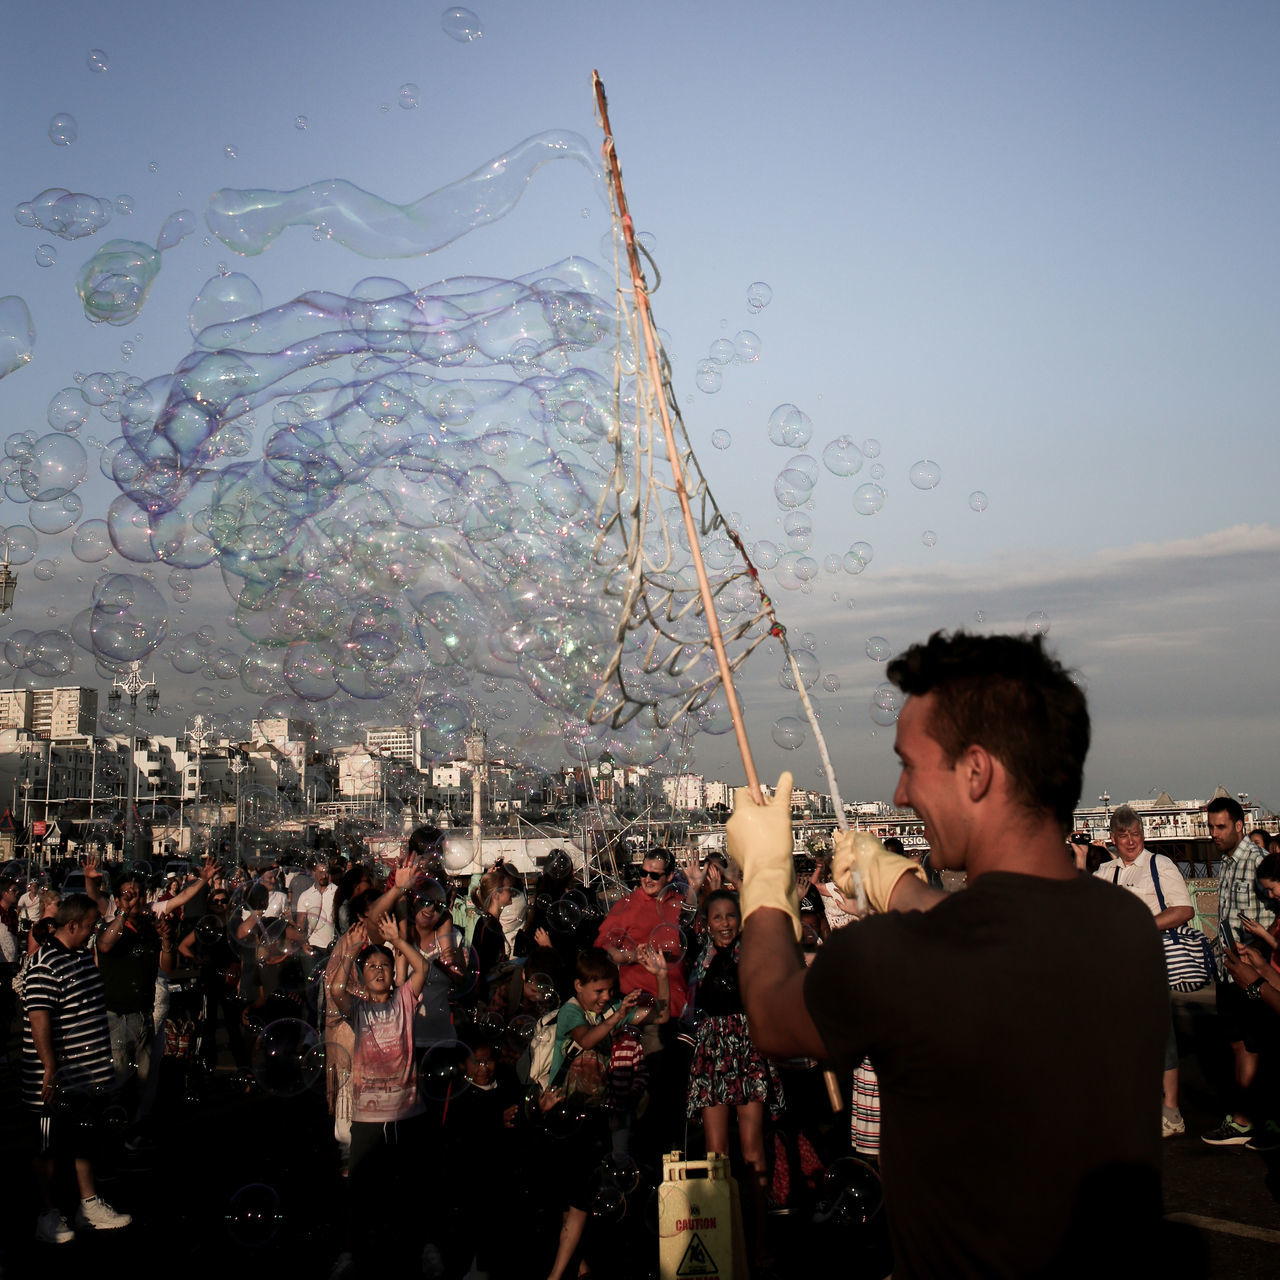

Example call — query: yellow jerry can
[657,1151,748,1280]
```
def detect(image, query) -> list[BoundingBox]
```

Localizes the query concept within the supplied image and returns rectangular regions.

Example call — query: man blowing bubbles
[730,630,1183,1278]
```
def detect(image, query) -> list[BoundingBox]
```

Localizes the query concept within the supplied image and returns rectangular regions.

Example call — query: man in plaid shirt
[1202,795,1278,1149]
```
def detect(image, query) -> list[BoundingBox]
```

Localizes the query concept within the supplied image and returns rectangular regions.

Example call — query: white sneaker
[1162,1110,1186,1138]
[76,1196,132,1230]
[35,1209,75,1244]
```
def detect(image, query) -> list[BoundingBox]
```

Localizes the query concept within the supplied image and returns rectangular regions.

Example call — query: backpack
[516,1007,562,1091]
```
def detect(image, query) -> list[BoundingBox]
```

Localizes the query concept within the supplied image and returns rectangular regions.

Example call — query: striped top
[20,938,114,1110]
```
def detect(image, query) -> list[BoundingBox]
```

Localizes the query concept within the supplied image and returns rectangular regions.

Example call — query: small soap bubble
[49,113,78,146]
[974,609,986,624]
[852,484,885,516]
[921,529,937,547]
[753,540,779,569]
[649,923,685,964]
[734,330,761,362]
[442,6,484,41]
[86,49,109,73]
[0,297,36,380]
[148,161,159,173]
[861,438,881,458]
[968,490,989,513]
[822,435,863,476]
[779,648,820,690]
[115,194,134,215]
[746,281,773,313]
[771,716,806,750]
[909,459,941,490]
[768,403,812,448]
[695,360,722,394]
[1025,610,1050,636]
[850,541,873,566]
[33,560,57,581]
[224,144,237,159]
[399,83,420,110]
[711,429,731,450]
[225,1183,283,1247]
[870,683,904,727]
[865,636,891,662]
[35,244,57,268]
[294,115,309,131]
[869,462,885,480]
[821,673,841,692]
[708,338,736,365]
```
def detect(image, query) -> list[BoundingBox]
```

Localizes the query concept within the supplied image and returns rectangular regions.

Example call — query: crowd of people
[2,634,1278,1278]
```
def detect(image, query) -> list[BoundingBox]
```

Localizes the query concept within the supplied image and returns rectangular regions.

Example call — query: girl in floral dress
[686,889,784,1262]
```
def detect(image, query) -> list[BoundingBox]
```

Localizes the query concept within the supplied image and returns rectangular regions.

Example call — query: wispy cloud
[707,525,1280,811]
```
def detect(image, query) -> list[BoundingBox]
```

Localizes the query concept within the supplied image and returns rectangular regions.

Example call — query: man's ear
[962,743,995,802]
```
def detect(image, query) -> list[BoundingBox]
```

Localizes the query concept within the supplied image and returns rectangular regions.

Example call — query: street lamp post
[0,549,18,613]
[184,714,214,859]
[109,663,159,862]
[228,754,247,866]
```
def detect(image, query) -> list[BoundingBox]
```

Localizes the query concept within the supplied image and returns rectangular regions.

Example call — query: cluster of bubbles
[1,131,790,768]
[693,328,761,395]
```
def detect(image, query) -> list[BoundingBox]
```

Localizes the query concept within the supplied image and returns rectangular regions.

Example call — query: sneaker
[1201,1116,1253,1146]
[1246,1120,1280,1153]
[76,1195,132,1230]
[35,1209,74,1245]
[1162,1111,1186,1138]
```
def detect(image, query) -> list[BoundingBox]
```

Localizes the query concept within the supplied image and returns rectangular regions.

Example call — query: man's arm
[887,874,947,913]
[156,861,217,916]
[82,851,109,916]
[739,906,829,1060]
[28,1006,58,1104]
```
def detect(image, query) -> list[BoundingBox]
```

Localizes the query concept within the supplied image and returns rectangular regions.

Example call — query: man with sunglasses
[596,850,692,1162]
[596,850,690,1017]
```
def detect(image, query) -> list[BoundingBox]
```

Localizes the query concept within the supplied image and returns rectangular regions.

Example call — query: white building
[0,686,98,743]
[365,725,423,772]
[662,774,706,811]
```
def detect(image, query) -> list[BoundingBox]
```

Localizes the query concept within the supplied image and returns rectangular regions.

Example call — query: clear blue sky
[2,1,1277,810]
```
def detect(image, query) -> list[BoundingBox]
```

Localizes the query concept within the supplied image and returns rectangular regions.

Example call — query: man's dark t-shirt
[98,916,162,1015]
[804,872,1166,1279]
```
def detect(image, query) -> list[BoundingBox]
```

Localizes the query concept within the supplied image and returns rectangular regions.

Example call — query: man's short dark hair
[1206,796,1244,825]
[55,893,97,928]
[640,848,674,875]
[887,630,1089,831]
[882,837,905,856]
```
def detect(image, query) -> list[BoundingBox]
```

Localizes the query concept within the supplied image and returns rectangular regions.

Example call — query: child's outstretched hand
[636,942,668,976]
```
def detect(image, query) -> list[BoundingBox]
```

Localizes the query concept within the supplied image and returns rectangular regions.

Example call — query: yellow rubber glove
[831,829,925,914]
[725,772,801,942]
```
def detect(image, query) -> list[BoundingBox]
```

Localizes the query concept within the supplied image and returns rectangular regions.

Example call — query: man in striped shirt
[22,893,132,1244]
